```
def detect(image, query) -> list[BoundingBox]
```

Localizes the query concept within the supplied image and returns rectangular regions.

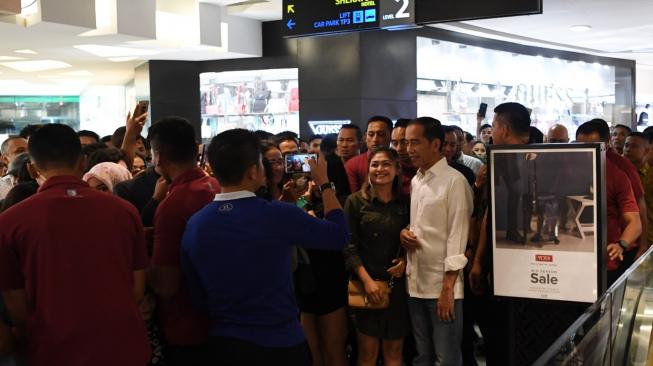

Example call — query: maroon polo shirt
[152,168,220,346]
[606,159,639,271]
[345,151,371,193]
[607,149,644,199]
[0,176,150,366]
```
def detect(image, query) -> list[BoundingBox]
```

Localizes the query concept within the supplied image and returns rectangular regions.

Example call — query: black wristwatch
[318,182,336,194]
[618,239,629,250]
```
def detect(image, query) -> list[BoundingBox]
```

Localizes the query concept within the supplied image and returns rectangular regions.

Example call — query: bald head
[546,124,569,143]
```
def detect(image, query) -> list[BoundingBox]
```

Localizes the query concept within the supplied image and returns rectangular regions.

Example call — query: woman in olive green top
[343,147,410,366]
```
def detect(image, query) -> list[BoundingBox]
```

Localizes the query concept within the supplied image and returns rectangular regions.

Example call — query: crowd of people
[0,101,650,366]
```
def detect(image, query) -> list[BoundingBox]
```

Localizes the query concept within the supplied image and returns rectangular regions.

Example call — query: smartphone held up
[285,153,316,174]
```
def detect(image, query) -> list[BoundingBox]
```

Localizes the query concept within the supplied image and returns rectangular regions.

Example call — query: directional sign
[282,0,380,37]
[282,0,541,38]
[380,0,416,29]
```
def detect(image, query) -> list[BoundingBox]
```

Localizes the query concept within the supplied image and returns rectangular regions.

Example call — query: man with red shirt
[147,117,220,365]
[586,119,648,263]
[345,116,393,193]
[576,121,642,285]
[0,124,150,366]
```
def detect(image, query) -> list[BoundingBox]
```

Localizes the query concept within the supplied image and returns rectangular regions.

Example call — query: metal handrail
[532,246,653,366]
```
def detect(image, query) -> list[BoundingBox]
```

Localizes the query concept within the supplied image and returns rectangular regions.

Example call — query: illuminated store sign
[308,120,351,134]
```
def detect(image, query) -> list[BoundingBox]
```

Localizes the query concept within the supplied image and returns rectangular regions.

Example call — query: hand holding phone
[285,153,317,174]
[478,103,488,119]
[136,100,150,117]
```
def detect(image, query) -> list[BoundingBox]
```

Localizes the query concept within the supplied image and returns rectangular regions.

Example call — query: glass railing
[533,247,653,365]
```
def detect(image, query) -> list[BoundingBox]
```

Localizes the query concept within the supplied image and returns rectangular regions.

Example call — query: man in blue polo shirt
[180,128,349,365]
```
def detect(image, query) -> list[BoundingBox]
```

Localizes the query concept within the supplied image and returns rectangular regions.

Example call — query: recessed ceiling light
[0,56,23,61]
[74,44,159,58]
[0,60,72,72]
[14,49,37,54]
[570,25,592,32]
[108,57,139,62]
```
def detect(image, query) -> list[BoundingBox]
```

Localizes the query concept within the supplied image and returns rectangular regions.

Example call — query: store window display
[416,37,625,139]
[0,96,80,133]
[200,69,300,138]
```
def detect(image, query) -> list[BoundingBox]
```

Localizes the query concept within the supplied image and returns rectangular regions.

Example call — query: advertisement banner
[490,145,605,303]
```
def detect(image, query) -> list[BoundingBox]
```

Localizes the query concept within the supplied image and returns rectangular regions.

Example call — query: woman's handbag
[347,237,404,310]
[347,278,394,309]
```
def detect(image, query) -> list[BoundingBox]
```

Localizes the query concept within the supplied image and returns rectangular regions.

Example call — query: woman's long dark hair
[360,147,403,201]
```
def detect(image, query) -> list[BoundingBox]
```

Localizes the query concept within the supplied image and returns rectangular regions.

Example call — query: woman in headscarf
[83,162,133,194]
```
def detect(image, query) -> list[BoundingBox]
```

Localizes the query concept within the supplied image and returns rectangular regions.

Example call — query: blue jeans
[408,297,463,366]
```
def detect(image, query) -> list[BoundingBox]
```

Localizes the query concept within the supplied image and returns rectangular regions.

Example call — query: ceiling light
[14,49,37,54]
[74,44,159,57]
[570,25,592,32]
[108,57,139,62]
[0,56,23,61]
[0,60,72,72]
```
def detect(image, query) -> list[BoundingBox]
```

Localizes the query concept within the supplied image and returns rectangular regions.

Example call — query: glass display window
[0,96,80,133]
[200,68,300,139]
[417,37,621,139]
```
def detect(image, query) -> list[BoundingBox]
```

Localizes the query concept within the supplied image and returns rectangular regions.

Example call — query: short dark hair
[614,124,632,133]
[275,131,299,148]
[576,119,610,141]
[253,130,274,141]
[147,117,198,164]
[394,118,411,129]
[443,125,457,135]
[367,115,393,132]
[77,130,100,143]
[28,124,81,169]
[479,124,492,132]
[19,124,42,139]
[308,134,323,144]
[464,131,474,143]
[642,126,653,142]
[208,129,261,186]
[494,102,531,138]
[85,148,126,172]
[111,126,127,148]
[82,142,110,158]
[320,133,338,153]
[529,126,544,144]
[339,124,363,142]
[408,117,444,148]
[628,131,651,143]
[100,135,112,144]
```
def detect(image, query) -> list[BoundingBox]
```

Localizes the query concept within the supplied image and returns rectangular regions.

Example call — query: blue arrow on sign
[287,19,296,29]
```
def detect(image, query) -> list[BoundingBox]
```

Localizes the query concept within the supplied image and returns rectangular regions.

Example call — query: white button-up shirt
[406,158,472,299]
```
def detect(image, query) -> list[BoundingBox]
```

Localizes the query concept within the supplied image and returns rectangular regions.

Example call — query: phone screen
[478,103,488,118]
[285,153,316,174]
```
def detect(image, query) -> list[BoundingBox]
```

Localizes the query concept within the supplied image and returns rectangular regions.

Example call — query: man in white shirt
[400,117,472,366]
